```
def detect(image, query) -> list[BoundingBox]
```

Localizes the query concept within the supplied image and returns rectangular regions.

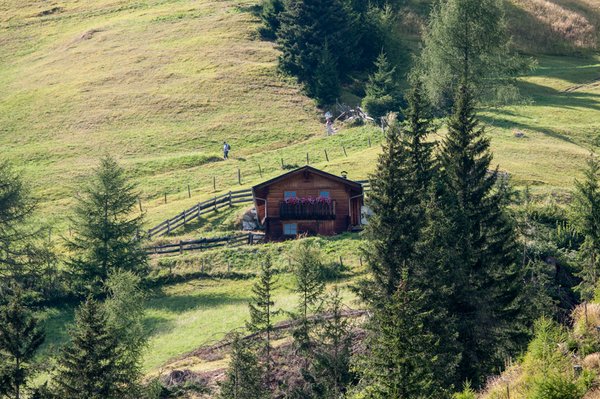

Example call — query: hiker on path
[326,118,335,136]
[223,141,231,159]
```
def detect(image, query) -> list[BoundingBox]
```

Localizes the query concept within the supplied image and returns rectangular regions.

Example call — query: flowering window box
[279,197,336,220]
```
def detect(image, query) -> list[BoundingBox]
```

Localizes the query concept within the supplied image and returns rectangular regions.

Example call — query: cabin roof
[252,166,362,192]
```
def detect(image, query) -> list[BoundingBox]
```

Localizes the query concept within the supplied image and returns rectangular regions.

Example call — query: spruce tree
[53,298,131,399]
[277,0,360,98]
[258,0,285,39]
[570,154,600,300]
[103,270,146,392]
[246,255,278,381]
[418,0,531,111]
[433,82,524,385]
[310,287,354,398]
[361,52,401,120]
[218,334,268,399]
[290,240,325,356]
[355,274,448,398]
[312,43,340,106]
[0,286,45,399]
[66,156,147,296]
[362,107,433,300]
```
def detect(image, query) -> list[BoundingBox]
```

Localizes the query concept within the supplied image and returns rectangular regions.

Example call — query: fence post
[368,136,371,147]
[187,184,191,198]
[281,158,284,169]
[197,204,202,219]
[258,164,263,178]
[324,149,329,162]
[506,383,510,399]
[238,168,241,185]
[213,196,217,212]
[183,209,187,225]
[213,176,216,191]
[359,256,363,267]
[306,152,309,165]
[179,240,183,255]
[164,193,167,204]
[342,145,347,157]
[229,191,233,207]
[339,256,344,268]
[138,197,143,212]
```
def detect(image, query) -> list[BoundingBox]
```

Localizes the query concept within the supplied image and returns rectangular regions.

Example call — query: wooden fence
[146,180,371,239]
[146,232,266,255]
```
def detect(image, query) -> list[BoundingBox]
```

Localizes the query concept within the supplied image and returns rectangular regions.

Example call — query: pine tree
[355,275,448,398]
[362,52,401,120]
[290,240,325,356]
[312,43,340,106]
[66,156,147,296]
[0,161,50,294]
[258,0,285,39]
[0,286,45,399]
[362,107,433,300]
[277,0,360,98]
[246,255,278,381]
[417,0,532,111]
[402,78,436,192]
[570,154,600,300]
[432,82,524,385]
[310,287,354,398]
[103,270,146,393]
[218,333,268,399]
[53,298,131,399]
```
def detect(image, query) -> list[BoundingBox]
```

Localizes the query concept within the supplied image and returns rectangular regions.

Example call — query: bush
[362,95,396,121]
[531,373,585,399]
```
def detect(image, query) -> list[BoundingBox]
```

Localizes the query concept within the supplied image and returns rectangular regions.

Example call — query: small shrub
[531,373,584,399]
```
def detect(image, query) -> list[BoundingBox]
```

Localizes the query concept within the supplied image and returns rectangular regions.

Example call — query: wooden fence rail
[146,180,371,239]
[146,233,266,255]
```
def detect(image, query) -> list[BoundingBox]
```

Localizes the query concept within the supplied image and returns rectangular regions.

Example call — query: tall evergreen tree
[310,287,354,398]
[103,270,146,393]
[258,0,285,39]
[362,101,433,300]
[312,43,340,106]
[290,240,325,356]
[0,286,45,399]
[354,274,448,398]
[432,82,524,385]
[218,334,268,399]
[66,156,147,296]
[417,0,532,111]
[53,297,131,399]
[570,154,600,300]
[277,0,360,99]
[246,255,278,381]
[362,52,401,120]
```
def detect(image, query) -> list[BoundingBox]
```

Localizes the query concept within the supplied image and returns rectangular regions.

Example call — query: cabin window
[284,191,297,200]
[319,191,330,198]
[283,223,297,236]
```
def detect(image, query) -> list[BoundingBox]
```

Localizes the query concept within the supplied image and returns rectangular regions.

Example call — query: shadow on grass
[146,291,250,313]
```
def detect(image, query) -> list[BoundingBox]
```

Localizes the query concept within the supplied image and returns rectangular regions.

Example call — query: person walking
[223,141,231,159]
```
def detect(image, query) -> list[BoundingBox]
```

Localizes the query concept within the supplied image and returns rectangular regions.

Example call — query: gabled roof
[252,166,363,192]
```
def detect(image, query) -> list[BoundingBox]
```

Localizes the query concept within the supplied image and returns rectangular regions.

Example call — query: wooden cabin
[252,166,364,240]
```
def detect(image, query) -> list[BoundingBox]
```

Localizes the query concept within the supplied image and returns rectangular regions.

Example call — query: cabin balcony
[279,200,336,220]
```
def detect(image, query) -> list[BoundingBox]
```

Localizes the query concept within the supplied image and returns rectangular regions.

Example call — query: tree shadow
[146,291,250,314]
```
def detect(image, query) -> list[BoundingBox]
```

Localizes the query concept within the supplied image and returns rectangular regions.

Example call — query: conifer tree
[363,106,433,300]
[277,0,360,99]
[418,0,531,111]
[246,255,278,380]
[570,154,600,300]
[53,298,131,399]
[66,156,147,296]
[310,287,354,398]
[290,240,325,355]
[103,270,146,392]
[402,78,436,191]
[354,274,447,398]
[312,44,340,106]
[0,286,45,399]
[362,52,401,120]
[218,334,268,399]
[258,0,284,39]
[432,82,524,385]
